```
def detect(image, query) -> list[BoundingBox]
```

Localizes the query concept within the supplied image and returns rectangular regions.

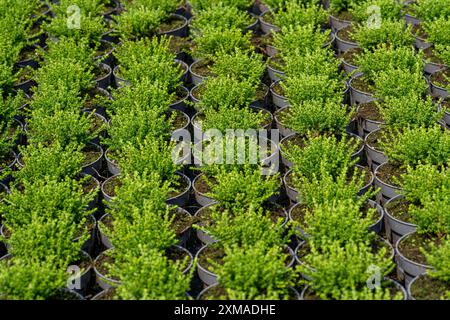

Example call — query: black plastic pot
[169,86,190,112]
[329,14,352,33]
[95,63,112,90]
[189,59,208,86]
[335,27,359,53]
[197,283,300,300]
[356,103,384,138]
[259,10,280,35]
[166,172,192,208]
[94,40,116,68]
[93,249,121,290]
[81,142,104,176]
[159,14,189,38]
[270,80,288,110]
[0,151,17,184]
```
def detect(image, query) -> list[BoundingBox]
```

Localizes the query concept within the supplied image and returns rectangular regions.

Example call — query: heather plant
[273,24,331,56]
[192,27,252,59]
[349,0,403,22]
[301,242,399,300]
[30,84,85,114]
[189,0,253,10]
[214,243,295,300]
[202,105,268,133]
[411,0,450,22]
[283,49,341,80]
[121,0,180,14]
[425,238,450,299]
[352,20,414,50]
[379,94,442,128]
[114,6,165,40]
[283,99,352,136]
[198,76,257,111]
[380,125,450,167]
[52,0,107,15]
[14,143,85,183]
[373,68,427,99]
[191,3,253,31]
[328,0,357,14]
[40,38,95,70]
[435,44,450,68]
[423,17,450,46]
[112,249,193,300]
[209,50,265,86]
[272,1,328,28]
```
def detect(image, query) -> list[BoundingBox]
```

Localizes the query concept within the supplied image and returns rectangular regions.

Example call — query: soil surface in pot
[351,75,373,94]
[95,41,114,59]
[191,59,213,77]
[411,24,428,40]
[430,68,450,88]
[376,162,404,187]
[170,208,192,236]
[272,81,284,97]
[168,36,191,54]
[166,246,191,270]
[385,197,413,223]
[158,15,186,34]
[103,175,122,198]
[410,274,449,300]
[201,284,298,300]
[358,101,383,122]
[171,86,188,104]
[337,26,356,43]
[0,152,16,169]
[339,47,362,66]
[332,10,354,21]
[397,233,439,266]
[167,175,189,199]
[96,254,119,282]
[170,110,189,129]
[268,54,285,71]
[366,129,383,150]
[83,144,102,165]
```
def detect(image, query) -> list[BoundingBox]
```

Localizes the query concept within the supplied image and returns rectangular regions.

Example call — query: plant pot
[374,162,402,205]
[192,174,215,207]
[335,27,359,53]
[49,288,85,300]
[95,63,112,90]
[367,199,385,235]
[81,142,104,175]
[364,129,388,171]
[412,33,432,51]
[189,59,209,86]
[349,73,375,105]
[267,62,285,83]
[103,0,120,20]
[273,107,295,138]
[91,288,116,300]
[197,283,300,300]
[16,44,40,69]
[259,10,280,35]
[105,149,120,176]
[407,273,450,300]
[79,173,100,212]
[94,40,116,68]
[98,213,113,249]
[101,175,120,204]
[94,249,121,290]
[396,232,432,287]
[166,172,191,207]
[169,86,190,112]
[159,14,189,38]
[74,215,97,255]
[384,195,417,245]
[270,80,288,109]
[71,250,93,296]
[439,99,450,127]
[196,243,219,287]
[112,65,130,88]
[329,13,352,32]
[356,103,384,138]
[0,151,17,184]
[404,13,420,26]
[429,68,450,99]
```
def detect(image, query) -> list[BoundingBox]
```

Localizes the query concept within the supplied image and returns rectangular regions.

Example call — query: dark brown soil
[194,174,214,194]
[166,246,190,265]
[376,162,404,187]
[96,254,117,280]
[158,16,186,33]
[290,203,308,228]
[80,175,99,194]
[100,214,114,234]
[430,68,450,88]
[352,165,372,185]
[171,110,188,129]
[280,134,306,152]
[340,47,362,65]
[191,84,205,100]
[95,41,114,59]
[191,59,213,77]
[82,144,102,165]
[94,65,109,79]
[410,274,449,300]
[272,82,284,96]
[103,176,122,198]
[351,76,373,93]
[171,86,188,104]
[168,36,191,54]
[385,198,413,223]
[201,285,229,300]
[198,244,225,271]
[423,47,444,64]
[337,26,356,43]
[0,152,15,169]
[170,208,192,235]
[358,102,383,122]
[167,175,189,199]
[412,24,428,40]
[397,233,439,266]
[366,129,383,150]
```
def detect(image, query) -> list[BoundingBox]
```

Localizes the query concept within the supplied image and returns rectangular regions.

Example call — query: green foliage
[400,164,450,205]
[286,134,359,181]
[273,24,331,56]
[302,199,376,248]
[282,74,344,105]
[411,0,450,22]
[113,249,193,300]
[283,48,341,80]
[121,0,180,15]
[114,38,181,89]
[26,108,95,148]
[435,44,450,67]
[215,243,295,300]
[379,94,442,128]
[425,238,450,288]
[189,0,253,11]
[0,91,23,161]
[117,138,180,183]
[329,0,356,14]
[53,0,107,15]
[203,164,280,210]
[352,20,414,50]
[272,2,328,28]
[41,38,95,70]
[372,68,427,99]
[202,105,268,133]
[0,260,67,300]
[191,3,253,31]
[114,6,164,40]
[356,45,424,84]
[423,17,450,46]
[192,27,252,59]
[209,50,265,86]
[198,76,256,111]
[0,178,94,231]
[380,125,450,167]
[301,242,399,300]
[15,143,85,183]
[349,0,403,22]
[283,99,353,136]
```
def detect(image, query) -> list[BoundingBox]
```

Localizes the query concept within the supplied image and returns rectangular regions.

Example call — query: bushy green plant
[117,138,180,183]
[53,0,107,16]
[302,199,376,248]
[283,48,341,80]
[15,143,85,183]
[114,6,164,40]
[380,125,450,167]
[301,241,399,300]
[0,260,68,300]
[202,105,268,133]
[121,0,180,14]
[411,0,450,22]
[273,24,331,56]
[435,44,450,67]
[352,20,414,50]
[356,45,424,83]
[423,17,450,46]
[214,243,295,300]
[0,91,24,163]
[30,84,85,114]
[26,109,96,148]
[189,0,253,11]
[379,94,442,128]
[191,3,253,31]
[198,76,256,111]
[272,1,328,28]
[329,0,356,14]
[373,68,427,99]
[283,99,353,136]
[41,37,95,70]
[349,0,403,22]
[425,238,450,298]
[113,249,193,300]
[286,134,359,181]
[282,74,343,105]
[0,178,94,231]
[202,164,280,210]
[400,164,450,205]
[209,49,265,86]
[192,27,252,59]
